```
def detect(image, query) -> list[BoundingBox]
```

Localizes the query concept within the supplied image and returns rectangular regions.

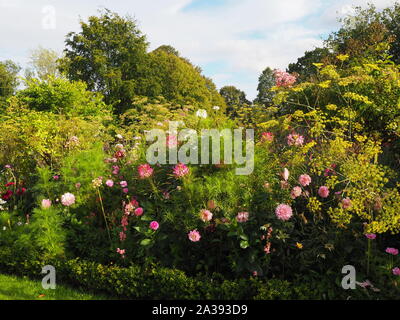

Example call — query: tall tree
[219,85,250,118]
[254,67,275,107]
[25,47,61,82]
[59,9,148,113]
[0,60,20,104]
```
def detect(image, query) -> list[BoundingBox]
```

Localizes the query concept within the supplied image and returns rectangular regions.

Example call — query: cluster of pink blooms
[275,204,293,221]
[393,267,400,276]
[262,227,273,254]
[138,164,154,179]
[318,186,329,198]
[287,133,304,146]
[199,209,213,222]
[150,221,159,231]
[188,229,201,242]
[61,193,75,207]
[173,163,190,178]
[116,248,126,258]
[114,144,126,159]
[386,247,399,255]
[274,70,296,88]
[261,132,274,142]
[124,198,143,217]
[166,135,178,148]
[236,211,249,223]
[112,165,120,175]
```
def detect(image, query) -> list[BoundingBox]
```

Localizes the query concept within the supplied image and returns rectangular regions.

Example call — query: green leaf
[240,240,249,249]
[140,239,152,246]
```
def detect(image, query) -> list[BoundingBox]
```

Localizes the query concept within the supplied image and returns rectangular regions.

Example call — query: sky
[0,0,397,99]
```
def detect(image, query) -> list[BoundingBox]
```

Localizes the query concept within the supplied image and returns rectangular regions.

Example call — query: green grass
[0,273,109,300]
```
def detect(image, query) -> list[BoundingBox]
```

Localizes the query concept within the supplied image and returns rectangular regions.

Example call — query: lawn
[0,273,108,300]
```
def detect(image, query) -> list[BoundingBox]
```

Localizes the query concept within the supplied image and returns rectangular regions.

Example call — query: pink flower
[106,179,114,187]
[112,165,120,175]
[41,199,52,209]
[287,133,304,146]
[173,163,190,178]
[200,209,213,222]
[119,231,126,241]
[53,175,59,180]
[163,191,170,199]
[166,135,178,148]
[236,211,249,223]
[342,198,352,209]
[120,181,128,188]
[275,204,293,221]
[188,229,201,242]
[134,207,144,217]
[116,248,126,256]
[386,247,399,255]
[261,132,274,142]
[290,186,302,199]
[318,186,329,198]
[138,164,154,179]
[282,168,289,181]
[274,69,297,87]
[150,221,159,231]
[61,193,75,206]
[122,188,129,194]
[392,267,400,276]
[75,183,81,189]
[298,174,312,187]
[365,233,376,240]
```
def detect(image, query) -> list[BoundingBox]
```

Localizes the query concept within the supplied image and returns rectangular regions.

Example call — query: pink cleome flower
[138,164,154,179]
[275,204,293,221]
[236,211,249,223]
[200,209,213,222]
[287,133,304,146]
[298,174,312,187]
[188,229,201,242]
[318,186,330,198]
[173,163,190,178]
[274,70,297,87]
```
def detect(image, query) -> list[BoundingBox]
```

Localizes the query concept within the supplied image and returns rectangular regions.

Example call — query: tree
[254,67,275,107]
[59,9,148,113]
[0,60,20,103]
[25,47,61,82]
[219,85,250,118]
[287,48,331,82]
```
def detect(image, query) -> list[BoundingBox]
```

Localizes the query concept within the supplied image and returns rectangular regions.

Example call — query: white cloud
[0,0,397,99]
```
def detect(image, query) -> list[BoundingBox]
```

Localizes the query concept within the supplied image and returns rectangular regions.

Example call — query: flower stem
[97,188,112,244]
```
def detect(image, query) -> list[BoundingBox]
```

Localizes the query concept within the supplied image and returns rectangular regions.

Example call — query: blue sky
[0,0,396,99]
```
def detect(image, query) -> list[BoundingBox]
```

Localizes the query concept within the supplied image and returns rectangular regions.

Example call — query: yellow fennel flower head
[296,242,303,249]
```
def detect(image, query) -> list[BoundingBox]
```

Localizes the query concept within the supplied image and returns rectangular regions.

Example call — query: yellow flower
[296,242,303,249]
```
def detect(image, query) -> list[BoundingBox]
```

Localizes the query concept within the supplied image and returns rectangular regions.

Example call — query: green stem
[97,188,112,244]
[367,238,371,276]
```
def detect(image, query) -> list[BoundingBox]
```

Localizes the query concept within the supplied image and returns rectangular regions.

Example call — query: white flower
[212,106,220,110]
[116,134,123,140]
[195,109,208,119]
[2,227,6,231]
[0,199,6,205]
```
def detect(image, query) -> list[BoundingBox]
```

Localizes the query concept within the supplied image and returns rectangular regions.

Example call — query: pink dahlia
[61,193,75,207]
[138,164,154,179]
[318,186,329,198]
[299,174,312,187]
[188,229,201,242]
[290,186,302,199]
[386,247,399,255]
[41,199,52,209]
[173,163,190,178]
[150,221,159,231]
[200,209,213,222]
[275,204,293,221]
[134,207,144,217]
[236,211,249,223]
[105,179,114,187]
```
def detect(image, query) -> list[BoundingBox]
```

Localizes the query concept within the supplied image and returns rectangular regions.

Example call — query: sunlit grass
[0,273,109,300]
